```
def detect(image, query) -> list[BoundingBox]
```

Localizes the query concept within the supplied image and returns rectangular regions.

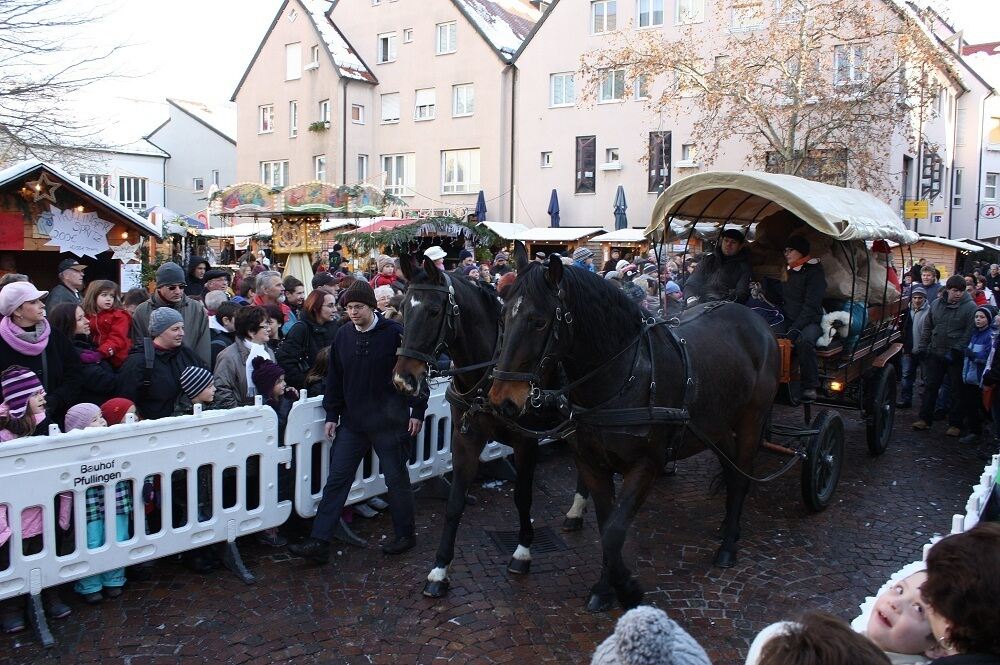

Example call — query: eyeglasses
[345,304,369,312]
[163,284,186,291]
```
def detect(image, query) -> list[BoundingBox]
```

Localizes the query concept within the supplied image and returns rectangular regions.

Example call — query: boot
[959,432,980,445]
[42,589,71,619]
[288,537,331,564]
[332,518,368,548]
[381,534,416,555]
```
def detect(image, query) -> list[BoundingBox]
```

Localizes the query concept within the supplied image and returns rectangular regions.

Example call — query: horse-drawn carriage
[646,171,917,511]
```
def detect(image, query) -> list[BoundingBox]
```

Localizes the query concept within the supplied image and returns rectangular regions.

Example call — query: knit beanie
[376,254,394,272]
[605,271,621,281]
[342,280,377,309]
[100,398,135,425]
[573,247,594,261]
[976,305,995,323]
[64,403,102,432]
[312,271,336,289]
[1,365,42,418]
[155,262,186,286]
[494,251,509,262]
[458,249,473,261]
[616,259,629,272]
[664,281,681,295]
[179,366,214,400]
[149,306,184,337]
[462,265,479,277]
[590,606,712,665]
[251,356,285,398]
[642,263,658,275]
[785,235,810,256]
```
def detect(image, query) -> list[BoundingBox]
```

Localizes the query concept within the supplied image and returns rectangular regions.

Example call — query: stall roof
[914,235,981,252]
[959,238,1000,253]
[478,221,530,239]
[591,229,648,243]
[646,171,918,244]
[320,219,357,233]
[0,159,162,239]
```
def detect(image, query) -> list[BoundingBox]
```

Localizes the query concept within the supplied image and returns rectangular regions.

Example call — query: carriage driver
[779,236,827,402]
[684,228,752,305]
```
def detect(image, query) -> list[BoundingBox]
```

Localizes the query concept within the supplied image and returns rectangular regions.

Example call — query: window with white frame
[193,177,204,192]
[952,168,963,207]
[591,0,617,34]
[289,100,298,137]
[315,155,326,181]
[635,75,649,100]
[118,176,148,211]
[285,43,302,80]
[403,28,413,43]
[576,136,596,194]
[258,104,274,133]
[541,151,553,168]
[452,84,474,117]
[377,32,397,63]
[436,22,457,54]
[310,44,320,65]
[599,68,626,102]
[381,93,400,123]
[676,0,705,23]
[414,88,436,120]
[382,153,415,196]
[637,0,663,27]
[681,143,696,161]
[441,149,480,194]
[987,173,999,200]
[211,170,220,186]
[79,173,110,195]
[260,161,289,187]
[352,104,365,124]
[319,99,330,123]
[605,147,620,163]
[358,154,369,181]
[550,73,575,107]
[834,44,866,85]
[730,0,763,30]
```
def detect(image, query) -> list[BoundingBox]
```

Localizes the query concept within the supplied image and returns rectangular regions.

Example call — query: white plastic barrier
[287,378,513,518]
[851,453,999,632]
[0,404,291,604]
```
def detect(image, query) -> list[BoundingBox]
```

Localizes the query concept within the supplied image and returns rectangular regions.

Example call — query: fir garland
[333,216,500,254]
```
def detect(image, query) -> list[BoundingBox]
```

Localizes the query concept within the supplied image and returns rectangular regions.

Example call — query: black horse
[489,244,780,612]
[392,253,579,597]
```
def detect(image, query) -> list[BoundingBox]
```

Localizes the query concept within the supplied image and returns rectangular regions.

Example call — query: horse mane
[511,262,643,362]
[407,268,501,321]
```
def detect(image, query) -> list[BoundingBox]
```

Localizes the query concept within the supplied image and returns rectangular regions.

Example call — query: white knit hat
[590,606,712,665]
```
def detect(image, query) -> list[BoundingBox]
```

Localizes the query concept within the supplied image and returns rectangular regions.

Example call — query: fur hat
[64,403,102,432]
[376,254,394,272]
[590,606,712,665]
[0,282,48,317]
[573,247,594,261]
[342,280,377,309]
[100,398,135,426]
[251,356,285,398]
[424,245,447,262]
[1,365,42,418]
[155,262,186,286]
[179,366,214,400]
[785,235,810,256]
[149,307,184,337]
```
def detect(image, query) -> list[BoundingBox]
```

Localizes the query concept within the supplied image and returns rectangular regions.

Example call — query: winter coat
[0,326,81,423]
[323,315,427,433]
[964,326,994,385]
[369,273,396,289]
[929,655,1000,665]
[184,256,209,299]
[275,313,340,389]
[117,341,206,420]
[130,290,212,367]
[902,301,930,354]
[86,308,133,368]
[250,294,291,324]
[683,245,753,304]
[213,339,276,410]
[45,282,81,310]
[71,337,120,405]
[781,260,826,332]
[920,292,977,357]
[210,327,235,370]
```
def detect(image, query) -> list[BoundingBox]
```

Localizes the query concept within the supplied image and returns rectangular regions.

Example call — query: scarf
[242,339,270,398]
[787,255,813,271]
[0,317,51,356]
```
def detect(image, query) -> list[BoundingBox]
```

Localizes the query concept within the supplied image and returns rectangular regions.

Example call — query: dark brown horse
[489,244,780,612]
[392,252,570,597]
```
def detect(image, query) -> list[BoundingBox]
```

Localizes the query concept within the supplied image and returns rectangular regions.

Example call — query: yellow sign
[904,199,929,218]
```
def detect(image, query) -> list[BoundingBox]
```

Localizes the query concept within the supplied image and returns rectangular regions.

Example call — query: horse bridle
[396,272,460,366]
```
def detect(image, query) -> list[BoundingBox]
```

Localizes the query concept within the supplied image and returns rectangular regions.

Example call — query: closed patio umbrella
[613,185,628,230]
[474,190,487,222]
[548,189,560,228]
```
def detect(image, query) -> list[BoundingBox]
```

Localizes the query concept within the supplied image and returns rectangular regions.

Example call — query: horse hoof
[507,557,531,575]
[713,549,737,568]
[586,593,614,613]
[616,579,645,610]
[422,580,450,598]
[561,517,583,532]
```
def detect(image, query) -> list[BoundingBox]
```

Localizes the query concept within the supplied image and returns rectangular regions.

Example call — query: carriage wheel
[865,365,896,457]
[800,410,844,512]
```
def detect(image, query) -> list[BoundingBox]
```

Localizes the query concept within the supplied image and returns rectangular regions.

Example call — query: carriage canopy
[645,171,918,245]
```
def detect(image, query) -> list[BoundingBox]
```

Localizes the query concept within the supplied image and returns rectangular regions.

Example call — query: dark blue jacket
[323,314,427,432]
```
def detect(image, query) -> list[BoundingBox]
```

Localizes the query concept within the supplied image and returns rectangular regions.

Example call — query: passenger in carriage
[683,228,752,305]
[778,236,826,403]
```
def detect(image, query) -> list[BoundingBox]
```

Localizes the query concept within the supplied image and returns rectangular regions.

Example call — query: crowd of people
[0,241,996,665]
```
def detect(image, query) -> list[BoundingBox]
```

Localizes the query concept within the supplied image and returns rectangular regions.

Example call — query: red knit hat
[101,398,136,425]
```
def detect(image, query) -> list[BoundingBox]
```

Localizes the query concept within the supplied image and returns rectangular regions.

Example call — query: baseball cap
[57,258,86,274]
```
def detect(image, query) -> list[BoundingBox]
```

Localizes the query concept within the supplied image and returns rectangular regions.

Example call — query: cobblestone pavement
[3,405,989,665]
